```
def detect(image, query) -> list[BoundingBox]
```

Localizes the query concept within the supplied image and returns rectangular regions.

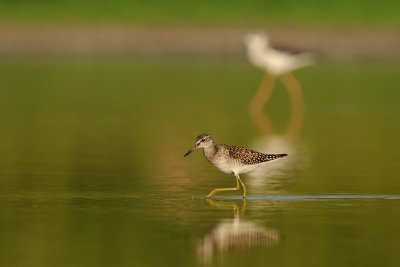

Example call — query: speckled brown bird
[184,133,287,198]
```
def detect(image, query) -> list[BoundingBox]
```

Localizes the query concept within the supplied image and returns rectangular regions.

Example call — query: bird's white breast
[212,158,235,174]
[212,158,262,176]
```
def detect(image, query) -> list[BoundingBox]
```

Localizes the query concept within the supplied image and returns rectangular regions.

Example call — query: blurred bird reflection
[196,199,280,265]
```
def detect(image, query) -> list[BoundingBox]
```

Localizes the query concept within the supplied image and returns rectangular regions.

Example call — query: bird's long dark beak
[184,146,196,157]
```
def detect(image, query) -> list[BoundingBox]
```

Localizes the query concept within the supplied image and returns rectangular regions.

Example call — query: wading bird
[184,133,287,198]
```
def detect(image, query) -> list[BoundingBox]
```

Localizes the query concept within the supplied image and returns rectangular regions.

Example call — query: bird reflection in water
[196,199,280,265]
[244,33,311,189]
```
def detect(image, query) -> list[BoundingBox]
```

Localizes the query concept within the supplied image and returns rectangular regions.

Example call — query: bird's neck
[203,144,217,161]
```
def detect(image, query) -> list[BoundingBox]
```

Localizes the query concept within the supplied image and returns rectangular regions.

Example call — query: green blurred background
[0,0,399,25]
[0,1,400,267]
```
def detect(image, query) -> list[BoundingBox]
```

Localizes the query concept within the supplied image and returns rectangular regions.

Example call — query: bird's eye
[201,139,205,142]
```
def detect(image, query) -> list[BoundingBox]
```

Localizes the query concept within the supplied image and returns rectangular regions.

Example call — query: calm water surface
[0,60,399,266]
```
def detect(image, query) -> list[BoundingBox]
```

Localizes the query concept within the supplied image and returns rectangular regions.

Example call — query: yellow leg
[237,175,247,199]
[206,177,240,198]
[248,73,277,136]
[248,73,277,115]
[280,72,304,142]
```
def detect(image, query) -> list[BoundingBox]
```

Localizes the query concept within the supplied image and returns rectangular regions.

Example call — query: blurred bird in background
[244,33,313,189]
[244,33,312,131]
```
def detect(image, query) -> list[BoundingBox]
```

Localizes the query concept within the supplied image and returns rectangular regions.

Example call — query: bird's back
[204,144,287,176]
[219,144,287,165]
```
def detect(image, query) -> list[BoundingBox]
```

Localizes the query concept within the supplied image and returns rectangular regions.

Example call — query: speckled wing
[223,145,287,165]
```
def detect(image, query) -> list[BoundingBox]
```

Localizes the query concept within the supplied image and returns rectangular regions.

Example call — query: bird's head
[184,133,213,157]
[244,33,270,50]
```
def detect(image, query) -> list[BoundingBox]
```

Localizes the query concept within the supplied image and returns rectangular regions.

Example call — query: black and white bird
[244,33,313,76]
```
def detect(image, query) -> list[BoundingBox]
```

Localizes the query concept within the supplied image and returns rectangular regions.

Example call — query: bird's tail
[265,153,288,162]
[295,53,314,69]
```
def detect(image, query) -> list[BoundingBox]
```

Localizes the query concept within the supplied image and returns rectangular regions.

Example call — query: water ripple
[192,194,400,201]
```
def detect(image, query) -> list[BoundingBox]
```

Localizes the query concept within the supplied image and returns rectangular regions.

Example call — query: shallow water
[0,60,399,266]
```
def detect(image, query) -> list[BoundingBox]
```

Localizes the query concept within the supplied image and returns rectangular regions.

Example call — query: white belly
[213,160,235,174]
[212,159,262,176]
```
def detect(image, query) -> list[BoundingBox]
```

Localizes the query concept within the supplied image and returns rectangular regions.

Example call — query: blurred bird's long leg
[281,72,305,142]
[250,105,273,136]
[206,177,241,198]
[248,73,276,135]
[249,73,276,114]
[237,175,247,199]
